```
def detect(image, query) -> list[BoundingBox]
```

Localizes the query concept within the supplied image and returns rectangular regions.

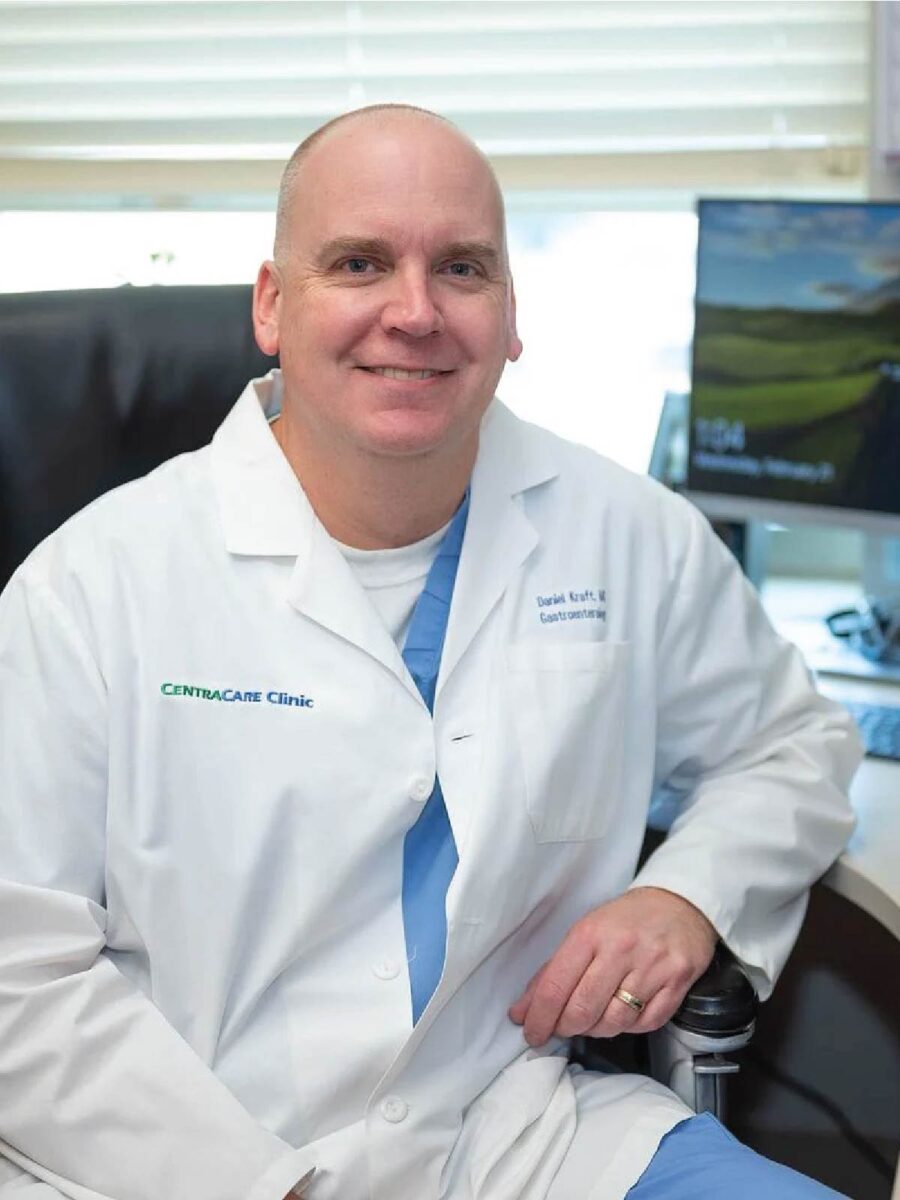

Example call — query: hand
[508,887,718,1045]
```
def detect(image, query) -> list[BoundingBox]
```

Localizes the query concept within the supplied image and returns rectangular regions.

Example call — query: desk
[813,681,900,1200]
[824,760,900,1200]
[817,675,900,944]
[767,591,900,1199]
[763,580,900,943]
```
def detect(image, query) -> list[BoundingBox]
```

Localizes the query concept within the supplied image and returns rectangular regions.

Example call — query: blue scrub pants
[626,1113,849,1199]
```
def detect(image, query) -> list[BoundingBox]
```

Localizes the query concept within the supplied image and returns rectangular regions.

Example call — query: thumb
[508,962,546,1023]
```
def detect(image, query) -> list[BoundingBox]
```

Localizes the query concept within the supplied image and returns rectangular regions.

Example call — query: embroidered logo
[160,683,314,709]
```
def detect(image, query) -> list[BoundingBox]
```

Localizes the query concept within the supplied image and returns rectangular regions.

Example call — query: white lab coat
[0,373,860,1200]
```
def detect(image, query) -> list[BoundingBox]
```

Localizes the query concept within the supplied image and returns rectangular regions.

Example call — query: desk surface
[815,674,900,942]
[764,583,900,1195]
[762,582,900,942]
[813,674,900,1200]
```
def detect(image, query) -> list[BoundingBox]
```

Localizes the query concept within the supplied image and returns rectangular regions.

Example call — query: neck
[271,416,475,549]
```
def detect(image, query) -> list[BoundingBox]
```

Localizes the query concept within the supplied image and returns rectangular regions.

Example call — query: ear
[253,260,282,357]
[506,276,523,363]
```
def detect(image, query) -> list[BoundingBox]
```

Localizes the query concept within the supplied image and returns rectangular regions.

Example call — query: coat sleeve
[0,571,319,1200]
[629,496,862,997]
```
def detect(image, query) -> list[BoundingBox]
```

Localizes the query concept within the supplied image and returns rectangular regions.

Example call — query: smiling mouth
[360,366,451,381]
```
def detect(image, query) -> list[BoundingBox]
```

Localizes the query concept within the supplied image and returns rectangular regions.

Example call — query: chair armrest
[570,945,758,1118]
[670,943,758,1039]
[645,946,757,1117]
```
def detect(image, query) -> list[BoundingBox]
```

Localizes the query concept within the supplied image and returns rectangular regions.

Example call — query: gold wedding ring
[613,987,645,1014]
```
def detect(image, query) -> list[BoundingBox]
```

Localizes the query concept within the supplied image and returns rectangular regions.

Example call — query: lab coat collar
[210,370,316,556]
[209,371,560,690]
[436,401,558,696]
[210,372,407,685]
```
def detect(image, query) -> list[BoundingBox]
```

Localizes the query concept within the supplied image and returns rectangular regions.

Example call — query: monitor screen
[686,199,900,534]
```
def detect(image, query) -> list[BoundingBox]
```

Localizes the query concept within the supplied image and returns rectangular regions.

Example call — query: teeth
[371,367,438,380]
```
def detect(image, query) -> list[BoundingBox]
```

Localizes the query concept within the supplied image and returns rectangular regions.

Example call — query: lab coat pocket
[507,640,628,843]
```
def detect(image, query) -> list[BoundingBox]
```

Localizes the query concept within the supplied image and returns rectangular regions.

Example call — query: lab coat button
[372,958,400,980]
[409,776,432,802]
[380,1095,408,1123]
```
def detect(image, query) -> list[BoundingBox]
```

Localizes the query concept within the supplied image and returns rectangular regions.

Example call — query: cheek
[453,296,513,357]
[464,320,515,374]
[281,294,373,359]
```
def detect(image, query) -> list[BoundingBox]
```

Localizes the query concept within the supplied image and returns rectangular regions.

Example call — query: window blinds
[0,0,872,202]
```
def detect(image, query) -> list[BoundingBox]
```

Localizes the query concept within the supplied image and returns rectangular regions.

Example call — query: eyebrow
[317,236,503,274]
[441,241,503,274]
[317,237,393,265]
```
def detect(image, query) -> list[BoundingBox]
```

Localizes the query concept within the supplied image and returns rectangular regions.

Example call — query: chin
[358,410,472,459]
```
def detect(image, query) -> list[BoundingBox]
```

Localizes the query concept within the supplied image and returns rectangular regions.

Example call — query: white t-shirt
[266,402,449,649]
[335,519,451,649]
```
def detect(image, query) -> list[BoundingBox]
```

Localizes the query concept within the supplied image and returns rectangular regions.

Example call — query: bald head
[252,99,522,500]
[273,104,508,268]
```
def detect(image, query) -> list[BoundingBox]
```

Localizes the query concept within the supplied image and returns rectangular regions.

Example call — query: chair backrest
[0,284,275,588]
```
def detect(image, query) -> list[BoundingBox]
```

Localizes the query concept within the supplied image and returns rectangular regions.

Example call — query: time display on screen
[693,418,746,455]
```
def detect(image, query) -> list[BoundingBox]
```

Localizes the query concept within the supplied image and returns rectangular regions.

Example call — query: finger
[553,959,621,1037]
[581,964,661,1038]
[620,956,707,1036]
[508,962,547,1024]
[554,935,675,1039]
[587,979,682,1039]
[607,977,652,1033]
[521,936,594,1047]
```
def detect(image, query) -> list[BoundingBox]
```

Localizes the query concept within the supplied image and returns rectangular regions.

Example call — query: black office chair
[0,284,274,589]
[0,283,758,1119]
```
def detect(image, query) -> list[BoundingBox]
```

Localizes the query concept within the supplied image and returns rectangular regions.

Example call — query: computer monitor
[684,198,900,602]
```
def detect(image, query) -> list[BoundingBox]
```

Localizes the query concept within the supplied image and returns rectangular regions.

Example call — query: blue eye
[445,262,475,277]
[343,258,372,274]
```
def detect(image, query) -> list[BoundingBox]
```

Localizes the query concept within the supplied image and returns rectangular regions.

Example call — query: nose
[380,266,444,338]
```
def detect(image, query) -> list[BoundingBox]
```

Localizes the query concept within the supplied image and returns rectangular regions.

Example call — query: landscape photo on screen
[689,200,900,515]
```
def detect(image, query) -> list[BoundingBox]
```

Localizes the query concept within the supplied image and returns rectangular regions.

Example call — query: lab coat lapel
[288,519,413,690]
[210,374,415,693]
[291,401,558,696]
[437,402,559,698]
[210,381,558,696]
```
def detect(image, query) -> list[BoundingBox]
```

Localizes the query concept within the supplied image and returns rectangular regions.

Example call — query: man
[0,106,860,1200]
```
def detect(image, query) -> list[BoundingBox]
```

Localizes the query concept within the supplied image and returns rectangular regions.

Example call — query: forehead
[287,117,505,254]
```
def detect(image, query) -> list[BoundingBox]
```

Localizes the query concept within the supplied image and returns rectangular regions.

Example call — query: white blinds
[875,0,900,161]
[0,0,872,202]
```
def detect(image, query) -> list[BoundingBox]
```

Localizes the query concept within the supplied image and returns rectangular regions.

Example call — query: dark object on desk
[0,284,274,590]
[842,700,900,762]
[825,597,900,666]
